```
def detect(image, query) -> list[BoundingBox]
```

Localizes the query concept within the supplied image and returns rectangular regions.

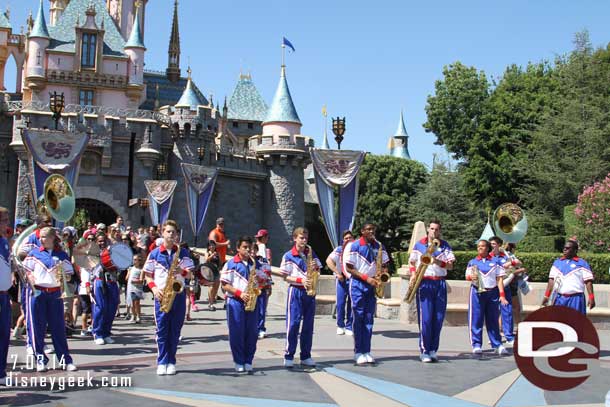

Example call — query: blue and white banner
[144,180,178,226]
[180,163,218,238]
[311,149,366,246]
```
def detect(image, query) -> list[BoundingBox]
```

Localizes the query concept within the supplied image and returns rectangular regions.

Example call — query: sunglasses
[87,237,95,241]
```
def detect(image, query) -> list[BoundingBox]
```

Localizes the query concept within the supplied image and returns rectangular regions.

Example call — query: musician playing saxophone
[280,227,322,369]
[541,239,595,314]
[220,236,264,373]
[408,220,455,363]
[344,223,389,365]
[144,220,194,376]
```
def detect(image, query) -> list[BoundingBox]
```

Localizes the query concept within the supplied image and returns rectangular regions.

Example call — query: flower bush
[575,174,610,253]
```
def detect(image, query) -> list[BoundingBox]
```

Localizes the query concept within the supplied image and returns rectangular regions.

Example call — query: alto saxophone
[53,256,73,299]
[404,239,440,303]
[244,261,262,312]
[160,251,184,313]
[471,265,486,294]
[305,245,319,297]
[374,239,389,298]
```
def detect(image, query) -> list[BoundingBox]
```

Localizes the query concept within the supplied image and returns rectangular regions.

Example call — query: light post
[197,144,205,165]
[332,117,346,150]
[49,91,65,130]
[156,162,167,180]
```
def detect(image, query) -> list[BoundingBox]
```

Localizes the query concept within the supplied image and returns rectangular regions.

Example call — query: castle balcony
[46,69,128,89]
[249,133,313,166]
[8,34,25,49]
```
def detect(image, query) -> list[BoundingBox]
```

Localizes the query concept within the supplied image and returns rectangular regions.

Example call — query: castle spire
[166,0,181,83]
[125,1,146,49]
[175,67,202,110]
[30,0,50,39]
[389,110,411,159]
[263,65,301,126]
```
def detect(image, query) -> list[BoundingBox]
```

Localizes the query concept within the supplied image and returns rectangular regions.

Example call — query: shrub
[575,174,610,253]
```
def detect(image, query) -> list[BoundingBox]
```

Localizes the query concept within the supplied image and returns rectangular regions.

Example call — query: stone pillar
[9,119,33,220]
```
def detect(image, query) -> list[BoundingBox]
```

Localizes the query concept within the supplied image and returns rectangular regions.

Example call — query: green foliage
[563,205,579,241]
[356,154,428,252]
[392,250,610,283]
[575,174,610,252]
[68,208,89,235]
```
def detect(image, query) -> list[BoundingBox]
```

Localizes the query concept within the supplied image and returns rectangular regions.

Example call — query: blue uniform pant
[500,286,514,341]
[22,284,32,348]
[336,277,352,330]
[350,278,376,355]
[468,286,502,349]
[257,290,269,333]
[154,290,186,365]
[28,289,73,365]
[92,280,119,340]
[227,297,259,365]
[554,293,586,314]
[0,294,10,377]
[416,279,447,353]
[284,286,315,361]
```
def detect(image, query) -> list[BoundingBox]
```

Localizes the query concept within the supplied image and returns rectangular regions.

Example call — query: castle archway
[74,186,129,226]
[75,198,118,226]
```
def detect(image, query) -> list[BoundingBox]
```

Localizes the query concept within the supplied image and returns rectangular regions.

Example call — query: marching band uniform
[280,245,322,367]
[221,254,263,371]
[91,263,120,344]
[345,238,389,363]
[492,250,518,343]
[466,255,505,353]
[144,244,194,372]
[23,246,75,371]
[18,229,42,352]
[409,237,455,361]
[333,242,353,335]
[0,236,11,381]
[255,255,272,339]
[549,256,593,314]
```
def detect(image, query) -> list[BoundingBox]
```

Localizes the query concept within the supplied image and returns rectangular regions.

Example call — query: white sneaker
[103,337,115,344]
[365,353,375,364]
[336,327,345,335]
[245,363,253,372]
[36,362,47,372]
[354,353,362,361]
[94,338,105,345]
[44,345,54,354]
[473,347,483,354]
[356,354,368,365]
[258,331,266,339]
[497,345,508,356]
[26,346,34,355]
[157,364,167,375]
[66,363,77,372]
[429,351,438,361]
[506,340,514,346]
[301,358,316,367]
[420,353,432,363]
[345,329,353,336]
[284,359,294,368]
[166,364,176,375]
[235,363,245,373]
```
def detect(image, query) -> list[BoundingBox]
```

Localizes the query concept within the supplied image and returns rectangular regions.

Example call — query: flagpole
[281,42,285,68]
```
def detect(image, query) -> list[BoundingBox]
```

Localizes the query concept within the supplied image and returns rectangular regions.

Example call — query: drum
[101,243,133,272]
[199,264,219,286]
[73,241,101,270]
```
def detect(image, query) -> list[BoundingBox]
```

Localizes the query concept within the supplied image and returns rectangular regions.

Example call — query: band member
[221,236,262,373]
[541,239,595,314]
[255,229,272,264]
[344,223,389,365]
[280,227,322,368]
[91,259,120,345]
[409,220,455,362]
[22,227,77,372]
[466,240,508,355]
[208,218,230,310]
[252,244,272,339]
[0,207,11,384]
[326,230,355,336]
[144,220,194,375]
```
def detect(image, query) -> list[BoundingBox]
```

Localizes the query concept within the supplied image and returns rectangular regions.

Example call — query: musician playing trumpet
[541,239,595,314]
[408,220,455,363]
[344,223,389,365]
[144,220,194,376]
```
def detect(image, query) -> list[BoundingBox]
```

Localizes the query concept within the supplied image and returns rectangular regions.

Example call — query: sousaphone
[492,203,528,243]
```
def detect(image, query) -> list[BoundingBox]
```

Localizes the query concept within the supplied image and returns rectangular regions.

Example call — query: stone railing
[8,34,24,46]
[46,69,128,89]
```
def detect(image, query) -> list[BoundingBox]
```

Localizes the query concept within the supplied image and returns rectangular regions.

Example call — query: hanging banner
[310,149,366,246]
[180,163,218,237]
[144,180,178,226]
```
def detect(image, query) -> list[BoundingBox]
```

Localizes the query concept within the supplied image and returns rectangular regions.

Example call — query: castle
[0,0,313,260]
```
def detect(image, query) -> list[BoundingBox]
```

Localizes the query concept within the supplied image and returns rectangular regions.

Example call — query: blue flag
[282,37,295,52]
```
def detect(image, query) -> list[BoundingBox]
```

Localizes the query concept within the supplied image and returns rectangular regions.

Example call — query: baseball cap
[255,229,269,238]
[216,217,225,224]
[97,223,107,230]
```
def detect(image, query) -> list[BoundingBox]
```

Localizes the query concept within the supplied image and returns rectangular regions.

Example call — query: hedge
[392,251,610,284]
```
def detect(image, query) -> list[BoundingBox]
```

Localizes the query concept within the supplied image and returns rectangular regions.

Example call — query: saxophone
[244,261,262,312]
[374,240,389,298]
[404,239,440,303]
[160,250,184,313]
[471,265,486,294]
[305,245,319,297]
[53,256,73,299]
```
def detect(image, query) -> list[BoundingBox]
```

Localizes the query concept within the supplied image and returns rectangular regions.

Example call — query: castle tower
[0,9,12,91]
[262,65,301,136]
[124,2,145,105]
[25,0,50,92]
[166,0,180,83]
[388,110,411,159]
[49,0,69,25]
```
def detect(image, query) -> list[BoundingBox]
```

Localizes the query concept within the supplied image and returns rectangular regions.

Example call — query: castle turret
[262,66,301,137]
[26,0,50,88]
[166,0,180,83]
[124,3,146,87]
[388,110,411,159]
[175,67,202,111]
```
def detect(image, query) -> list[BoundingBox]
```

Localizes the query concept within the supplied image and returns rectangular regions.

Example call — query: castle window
[79,90,94,106]
[247,122,254,129]
[232,121,238,128]
[81,33,97,68]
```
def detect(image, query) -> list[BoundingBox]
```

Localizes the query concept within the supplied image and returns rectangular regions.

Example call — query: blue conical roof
[394,110,409,139]
[321,127,330,149]
[228,73,268,121]
[30,0,50,39]
[175,68,203,109]
[125,6,145,49]
[478,221,495,242]
[0,10,11,29]
[263,66,301,125]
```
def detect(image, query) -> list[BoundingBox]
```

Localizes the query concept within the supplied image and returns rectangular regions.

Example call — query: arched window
[81,33,97,68]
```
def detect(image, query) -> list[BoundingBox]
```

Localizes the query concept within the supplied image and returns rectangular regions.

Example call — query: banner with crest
[23,129,89,203]
[144,180,178,225]
[180,163,218,238]
[310,149,366,246]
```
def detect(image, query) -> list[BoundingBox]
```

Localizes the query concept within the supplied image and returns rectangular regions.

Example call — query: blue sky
[5,0,610,168]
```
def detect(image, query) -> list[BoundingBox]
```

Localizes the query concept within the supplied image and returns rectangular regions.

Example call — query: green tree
[355,155,428,252]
